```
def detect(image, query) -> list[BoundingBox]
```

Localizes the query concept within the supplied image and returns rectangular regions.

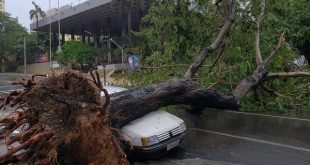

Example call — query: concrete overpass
[30,0,154,44]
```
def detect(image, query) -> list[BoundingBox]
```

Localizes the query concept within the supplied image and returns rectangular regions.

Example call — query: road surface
[135,109,310,165]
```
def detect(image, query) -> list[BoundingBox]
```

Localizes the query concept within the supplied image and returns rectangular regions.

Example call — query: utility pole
[23,36,27,77]
[108,37,111,64]
[110,38,124,65]
[49,0,52,67]
[57,0,61,54]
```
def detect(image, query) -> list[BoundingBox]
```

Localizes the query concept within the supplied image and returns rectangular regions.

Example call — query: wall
[16,62,64,74]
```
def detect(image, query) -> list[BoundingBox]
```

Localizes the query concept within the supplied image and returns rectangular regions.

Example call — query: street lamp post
[56,0,61,54]
[23,36,27,77]
[84,31,125,68]
[110,38,124,66]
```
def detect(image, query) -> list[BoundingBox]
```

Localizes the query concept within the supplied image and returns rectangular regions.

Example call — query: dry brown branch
[261,84,287,98]
[253,87,262,101]
[264,33,285,64]
[184,0,235,79]
[32,74,48,81]
[95,71,110,115]
[141,64,211,69]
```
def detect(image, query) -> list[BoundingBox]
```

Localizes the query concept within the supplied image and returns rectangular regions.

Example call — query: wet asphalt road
[0,73,26,97]
[1,73,310,165]
[135,110,310,165]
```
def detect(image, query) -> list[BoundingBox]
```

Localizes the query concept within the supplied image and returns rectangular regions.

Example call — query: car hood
[121,110,184,141]
[100,85,127,96]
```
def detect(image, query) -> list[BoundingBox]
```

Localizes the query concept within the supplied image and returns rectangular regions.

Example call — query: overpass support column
[62,33,65,45]
[92,21,100,48]
[71,34,75,40]
[107,32,112,64]
[88,36,91,46]
[70,28,75,40]
[81,25,86,44]
[53,32,57,51]
[94,39,98,48]
[82,33,86,44]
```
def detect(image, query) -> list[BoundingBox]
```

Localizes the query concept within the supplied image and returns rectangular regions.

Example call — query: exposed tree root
[0,71,129,165]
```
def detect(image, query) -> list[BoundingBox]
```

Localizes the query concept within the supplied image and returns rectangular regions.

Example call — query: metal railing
[68,0,89,7]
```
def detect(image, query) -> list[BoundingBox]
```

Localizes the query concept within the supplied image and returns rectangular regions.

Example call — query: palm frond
[29,10,36,19]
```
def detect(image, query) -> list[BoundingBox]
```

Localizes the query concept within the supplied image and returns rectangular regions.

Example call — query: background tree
[24,32,49,64]
[0,12,27,72]
[266,0,310,63]
[57,41,97,70]
[29,1,46,28]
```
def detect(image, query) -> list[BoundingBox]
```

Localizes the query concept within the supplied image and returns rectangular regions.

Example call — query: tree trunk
[108,79,239,128]
[138,0,145,30]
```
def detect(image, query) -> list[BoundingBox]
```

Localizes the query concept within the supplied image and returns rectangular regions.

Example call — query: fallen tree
[109,78,239,128]
[0,0,309,164]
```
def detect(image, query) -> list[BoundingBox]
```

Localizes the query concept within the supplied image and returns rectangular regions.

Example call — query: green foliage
[24,32,49,63]
[57,41,96,65]
[265,0,310,49]
[137,0,220,66]
[125,0,310,112]
[0,12,27,69]
[0,11,50,67]
[3,61,18,72]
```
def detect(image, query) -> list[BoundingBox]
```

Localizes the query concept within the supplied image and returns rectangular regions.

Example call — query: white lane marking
[225,110,310,122]
[190,128,310,153]
[0,89,23,94]
[170,158,243,165]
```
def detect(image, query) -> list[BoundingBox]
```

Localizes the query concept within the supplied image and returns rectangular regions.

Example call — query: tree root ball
[0,71,129,165]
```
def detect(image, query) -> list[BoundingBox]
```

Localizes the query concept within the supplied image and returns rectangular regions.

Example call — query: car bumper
[132,131,187,159]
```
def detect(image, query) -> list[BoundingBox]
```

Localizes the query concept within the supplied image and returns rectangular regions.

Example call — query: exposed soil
[0,71,129,165]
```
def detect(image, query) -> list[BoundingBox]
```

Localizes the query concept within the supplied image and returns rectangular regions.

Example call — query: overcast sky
[6,0,80,30]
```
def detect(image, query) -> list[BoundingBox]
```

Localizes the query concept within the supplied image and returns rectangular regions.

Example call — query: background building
[0,0,5,12]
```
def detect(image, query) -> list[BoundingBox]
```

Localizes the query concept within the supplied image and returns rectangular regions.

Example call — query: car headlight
[180,122,187,132]
[141,136,159,147]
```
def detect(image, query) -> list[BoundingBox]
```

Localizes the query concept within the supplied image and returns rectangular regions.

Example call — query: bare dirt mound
[0,71,129,165]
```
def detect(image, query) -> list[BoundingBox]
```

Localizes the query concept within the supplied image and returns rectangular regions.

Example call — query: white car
[102,86,187,159]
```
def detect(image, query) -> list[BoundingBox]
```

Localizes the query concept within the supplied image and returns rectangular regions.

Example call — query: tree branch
[261,84,287,98]
[184,0,235,80]
[267,72,310,79]
[254,0,265,66]
[141,64,211,69]
[264,33,285,64]
[208,45,225,72]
